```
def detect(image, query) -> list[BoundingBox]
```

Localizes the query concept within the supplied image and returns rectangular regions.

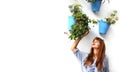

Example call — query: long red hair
[84,37,106,70]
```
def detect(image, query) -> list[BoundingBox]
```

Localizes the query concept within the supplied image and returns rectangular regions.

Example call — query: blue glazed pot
[99,20,110,34]
[91,0,101,12]
[68,16,75,30]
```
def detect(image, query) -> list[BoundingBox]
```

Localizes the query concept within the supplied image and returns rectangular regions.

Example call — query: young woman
[71,31,109,72]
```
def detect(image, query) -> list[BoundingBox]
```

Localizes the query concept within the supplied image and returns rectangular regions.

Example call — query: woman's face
[92,39,100,49]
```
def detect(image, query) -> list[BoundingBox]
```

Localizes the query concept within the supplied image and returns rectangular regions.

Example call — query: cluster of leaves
[69,4,97,40]
[86,0,96,2]
[69,23,90,40]
[105,10,119,24]
[86,0,102,2]
[69,13,90,39]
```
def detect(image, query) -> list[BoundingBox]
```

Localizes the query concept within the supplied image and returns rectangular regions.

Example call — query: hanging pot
[99,20,110,34]
[68,16,75,30]
[91,0,101,12]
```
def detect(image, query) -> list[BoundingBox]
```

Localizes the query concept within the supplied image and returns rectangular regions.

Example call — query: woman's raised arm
[71,31,89,51]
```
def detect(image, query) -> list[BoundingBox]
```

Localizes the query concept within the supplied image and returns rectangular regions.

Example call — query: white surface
[0,0,120,72]
[65,0,120,72]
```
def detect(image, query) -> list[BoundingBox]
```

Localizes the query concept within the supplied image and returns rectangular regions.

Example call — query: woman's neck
[94,49,99,57]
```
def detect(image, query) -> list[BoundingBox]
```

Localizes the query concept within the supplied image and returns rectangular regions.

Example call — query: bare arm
[71,31,89,51]
[71,38,82,51]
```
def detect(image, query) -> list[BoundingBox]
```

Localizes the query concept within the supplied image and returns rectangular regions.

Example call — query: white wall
[0,0,120,72]
[64,0,120,72]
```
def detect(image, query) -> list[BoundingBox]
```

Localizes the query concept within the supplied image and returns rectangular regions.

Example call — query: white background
[0,0,120,72]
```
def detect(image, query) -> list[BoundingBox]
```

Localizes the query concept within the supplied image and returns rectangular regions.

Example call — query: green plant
[86,0,96,2]
[68,4,97,40]
[86,0,102,2]
[105,10,119,24]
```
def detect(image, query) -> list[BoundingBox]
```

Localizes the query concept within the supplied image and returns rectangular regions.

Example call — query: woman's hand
[71,30,89,51]
[81,30,89,38]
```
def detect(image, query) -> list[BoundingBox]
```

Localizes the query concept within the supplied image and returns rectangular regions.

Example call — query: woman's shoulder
[104,55,108,61]
[73,48,88,61]
[103,55,109,67]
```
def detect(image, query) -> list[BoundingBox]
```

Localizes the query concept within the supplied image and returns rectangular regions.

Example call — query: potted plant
[99,10,119,34]
[68,4,97,40]
[86,0,102,12]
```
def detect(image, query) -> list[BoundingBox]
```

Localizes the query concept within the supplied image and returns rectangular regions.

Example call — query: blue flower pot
[68,16,75,30]
[99,20,110,34]
[91,0,101,12]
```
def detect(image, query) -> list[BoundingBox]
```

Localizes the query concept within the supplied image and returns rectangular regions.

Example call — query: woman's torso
[73,49,109,72]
